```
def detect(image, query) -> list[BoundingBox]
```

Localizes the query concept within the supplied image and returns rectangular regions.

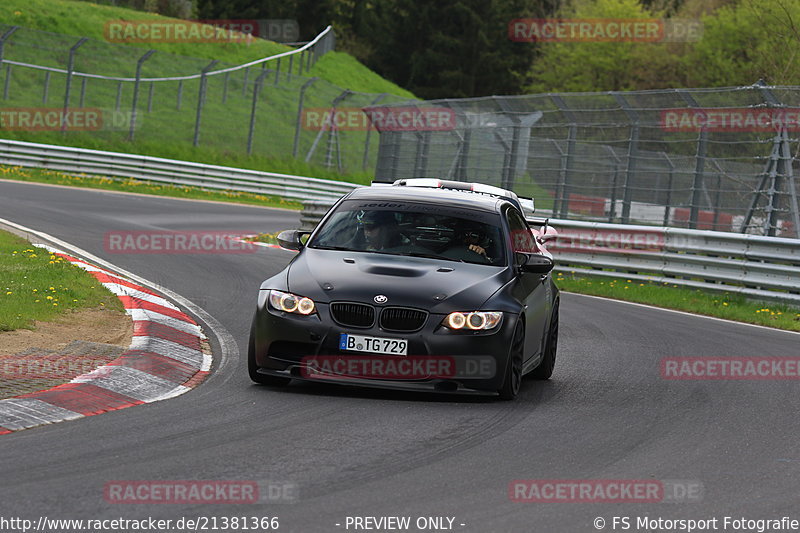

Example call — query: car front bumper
[252,297,517,393]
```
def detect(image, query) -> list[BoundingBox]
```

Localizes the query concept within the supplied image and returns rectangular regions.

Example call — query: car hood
[286,248,509,313]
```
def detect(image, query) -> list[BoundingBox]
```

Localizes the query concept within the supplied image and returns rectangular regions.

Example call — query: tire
[248,318,291,387]
[530,302,558,380]
[498,319,525,400]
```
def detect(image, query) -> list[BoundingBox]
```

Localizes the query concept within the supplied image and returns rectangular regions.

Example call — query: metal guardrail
[2,136,797,306]
[542,218,800,306]
[0,139,359,202]
[299,200,800,306]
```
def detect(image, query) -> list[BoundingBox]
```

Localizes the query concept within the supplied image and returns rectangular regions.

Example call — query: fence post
[551,95,577,218]
[612,92,640,224]
[247,70,270,155]
[274,58,281,86]
[2,65,10,100]
[42,72,50,104]
[79,77,87,108]
[496,98,522,190]
[287,55,294,83]
[222,72,229,104]
[193,60,219,147]
[676,90,707,230]
[712,173,722,230]
[413,129,431,177]
[324,90,351,170]
[604,146,622,222]
[129,49,156,141]
[292,77,318,158]
[176,80,183,110]
[62,37,88,133]
[242,66,249,96]
[147,82,154,112]
[115,82,123,111]
[456,127,472,182]
[0,26,19,101]
[739,81,800,237]
[661,152,675,226]
[548,139,566,216]
[362,93,388,170]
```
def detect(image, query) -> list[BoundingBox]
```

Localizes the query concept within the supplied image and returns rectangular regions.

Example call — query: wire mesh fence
[0,21,798,237]
[0,23,404,172]
[372,85,800,238]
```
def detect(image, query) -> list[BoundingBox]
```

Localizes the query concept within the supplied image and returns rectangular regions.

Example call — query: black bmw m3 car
[248,179,559,399]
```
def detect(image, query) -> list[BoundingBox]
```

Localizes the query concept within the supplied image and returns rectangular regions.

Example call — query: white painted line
[564,291,800,337]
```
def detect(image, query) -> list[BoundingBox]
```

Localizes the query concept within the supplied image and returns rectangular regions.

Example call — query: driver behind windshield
[358,210,404,251]
[441,221,496,264]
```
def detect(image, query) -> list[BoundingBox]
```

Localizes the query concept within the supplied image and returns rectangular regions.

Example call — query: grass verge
[0,166,303,210]
[554,271,800,332]
[0,230,124,331]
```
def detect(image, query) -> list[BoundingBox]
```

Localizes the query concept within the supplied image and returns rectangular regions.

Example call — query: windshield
[309,201,506,266]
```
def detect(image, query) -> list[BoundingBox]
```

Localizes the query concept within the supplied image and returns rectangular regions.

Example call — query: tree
[684,0,800,87]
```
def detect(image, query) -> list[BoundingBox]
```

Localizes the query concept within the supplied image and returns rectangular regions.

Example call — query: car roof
[345,184,513,214]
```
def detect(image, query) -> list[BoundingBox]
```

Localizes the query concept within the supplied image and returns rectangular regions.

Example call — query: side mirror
[277,230,309,251]
[516,253,554,274]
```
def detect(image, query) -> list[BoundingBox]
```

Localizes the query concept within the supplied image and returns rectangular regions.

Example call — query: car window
[309,201,506,266]
[506,207,536,253]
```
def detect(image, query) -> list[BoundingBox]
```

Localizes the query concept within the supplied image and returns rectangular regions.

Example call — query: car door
[505,206,549,363]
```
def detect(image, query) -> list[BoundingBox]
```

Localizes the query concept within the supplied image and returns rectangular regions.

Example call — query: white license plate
[339,333,408,355]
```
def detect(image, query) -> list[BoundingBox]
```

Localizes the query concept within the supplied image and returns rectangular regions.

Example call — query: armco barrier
[546,219,800,306]
[0,139,359,203]
[298,201,800,306]
[1,137,797,306]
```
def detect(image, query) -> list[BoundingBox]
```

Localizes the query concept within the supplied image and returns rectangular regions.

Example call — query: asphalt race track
[1,179,799,533]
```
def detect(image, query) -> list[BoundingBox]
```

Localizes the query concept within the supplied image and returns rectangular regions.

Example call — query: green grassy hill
[0,0,416,183]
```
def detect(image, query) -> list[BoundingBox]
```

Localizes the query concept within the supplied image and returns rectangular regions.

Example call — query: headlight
[442,311,502,330]
[269,290,316,315]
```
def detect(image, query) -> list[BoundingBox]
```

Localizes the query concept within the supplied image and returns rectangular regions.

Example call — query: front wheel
[498,319,525,400]
[530,303,558,380]
[248,318,291,387]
